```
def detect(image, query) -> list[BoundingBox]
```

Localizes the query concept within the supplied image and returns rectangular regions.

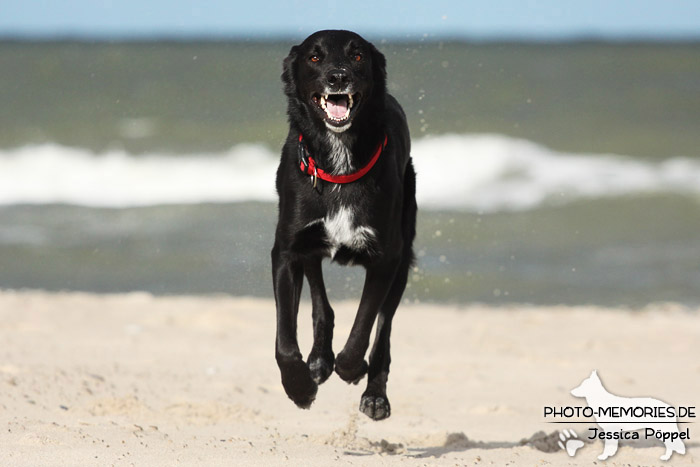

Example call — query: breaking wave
[1,134,699,211]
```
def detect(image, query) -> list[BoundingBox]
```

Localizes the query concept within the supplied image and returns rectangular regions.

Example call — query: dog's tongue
[326,96,349,119]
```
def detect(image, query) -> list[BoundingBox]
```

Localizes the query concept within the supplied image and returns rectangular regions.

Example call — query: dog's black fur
[271,30,416,421]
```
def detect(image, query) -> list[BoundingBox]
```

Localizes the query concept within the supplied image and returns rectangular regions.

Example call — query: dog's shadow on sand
[341,431,700,459]
[406,432,523,458]
[340,431,556,458]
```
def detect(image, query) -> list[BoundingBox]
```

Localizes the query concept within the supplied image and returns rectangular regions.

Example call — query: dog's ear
[281,45,299,98]
[369,43,387,94]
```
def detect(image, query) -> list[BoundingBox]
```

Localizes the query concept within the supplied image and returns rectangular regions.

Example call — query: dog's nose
[326,69,350,87]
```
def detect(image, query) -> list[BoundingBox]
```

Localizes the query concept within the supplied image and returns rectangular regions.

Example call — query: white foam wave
[412,134,700,211]
[0,143,279,207]
[1,135,699,211]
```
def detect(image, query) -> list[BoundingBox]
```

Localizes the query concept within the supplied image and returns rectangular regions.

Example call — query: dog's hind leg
[359,252,412,421]
[661,434,686,460]
[304,257,335,385]
[272,245,317,408]
[335,259,399,386]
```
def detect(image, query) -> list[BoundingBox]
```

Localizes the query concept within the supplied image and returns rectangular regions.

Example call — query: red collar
[298,133,387,187]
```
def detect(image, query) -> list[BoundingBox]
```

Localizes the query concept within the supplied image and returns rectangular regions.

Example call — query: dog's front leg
[335,259,399,385]
[598,436,618,460]
[272,245,317,408]
[360,252,412,420]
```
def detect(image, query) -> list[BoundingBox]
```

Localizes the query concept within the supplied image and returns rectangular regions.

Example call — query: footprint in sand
[558,429,584,457]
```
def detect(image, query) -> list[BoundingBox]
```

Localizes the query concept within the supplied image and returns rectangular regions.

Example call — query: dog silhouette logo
[570,370,686,461]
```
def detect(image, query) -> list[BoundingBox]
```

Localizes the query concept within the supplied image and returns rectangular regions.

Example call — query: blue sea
[1,40,699,306]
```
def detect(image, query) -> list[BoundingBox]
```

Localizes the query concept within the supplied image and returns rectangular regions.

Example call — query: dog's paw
[360,392,391,421]
[557,429,584,457]
[334,353,368,384]
[307,351,335,385]
[279,358,318,409]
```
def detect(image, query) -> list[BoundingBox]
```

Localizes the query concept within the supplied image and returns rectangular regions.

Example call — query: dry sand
[0,290,698,466]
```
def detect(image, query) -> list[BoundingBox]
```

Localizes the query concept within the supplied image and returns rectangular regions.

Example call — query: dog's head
[282,30,387,134]
[570,370,602,398]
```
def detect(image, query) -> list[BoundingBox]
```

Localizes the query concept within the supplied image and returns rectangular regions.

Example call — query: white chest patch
[326,133,354,175]
[310,206,375,257]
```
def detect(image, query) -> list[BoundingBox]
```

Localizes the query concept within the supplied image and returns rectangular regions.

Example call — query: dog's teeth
[320,93,352,123]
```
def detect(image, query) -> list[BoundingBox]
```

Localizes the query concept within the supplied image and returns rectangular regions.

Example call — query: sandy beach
[0,290,698,466]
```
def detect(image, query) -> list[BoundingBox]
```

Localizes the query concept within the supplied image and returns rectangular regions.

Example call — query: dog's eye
[310,55,321,63]
[354,53,363,62]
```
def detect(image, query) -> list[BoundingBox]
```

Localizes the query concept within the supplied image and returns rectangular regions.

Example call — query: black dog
[271,30,416,421]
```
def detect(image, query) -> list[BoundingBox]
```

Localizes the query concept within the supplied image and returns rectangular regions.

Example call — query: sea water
[1,40,699,306]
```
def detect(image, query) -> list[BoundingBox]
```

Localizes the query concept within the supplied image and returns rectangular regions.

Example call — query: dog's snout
[327,68,350,87]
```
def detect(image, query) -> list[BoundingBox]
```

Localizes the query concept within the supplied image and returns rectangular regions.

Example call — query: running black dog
[271,30,416,421]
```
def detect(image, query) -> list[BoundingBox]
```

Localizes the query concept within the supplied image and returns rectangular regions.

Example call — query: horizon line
[2,32,700,45]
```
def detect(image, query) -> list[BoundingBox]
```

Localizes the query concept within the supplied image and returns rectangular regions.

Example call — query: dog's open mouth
[312,93,359,127]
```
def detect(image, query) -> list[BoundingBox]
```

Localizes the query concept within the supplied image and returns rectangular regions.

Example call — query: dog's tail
[402,161,417,267]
